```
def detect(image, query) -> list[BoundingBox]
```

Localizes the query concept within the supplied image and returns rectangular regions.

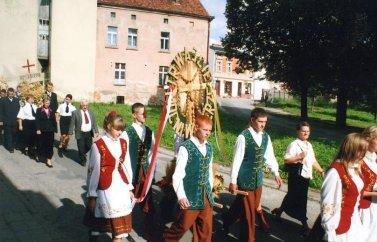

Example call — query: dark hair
[65,94,73,100]
[296,121,310,131]
[131,102,145,114]
[250,107,268,120]
[103,111,125,132]
[0,89,6,93]
[26,94,34,101]
[45,82,53,87]
[7,87,14,92]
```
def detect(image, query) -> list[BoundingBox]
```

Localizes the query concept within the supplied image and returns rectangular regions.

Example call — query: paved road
[0,134,321,242]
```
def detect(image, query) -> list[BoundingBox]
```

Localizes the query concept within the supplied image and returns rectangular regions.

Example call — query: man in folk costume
[224,108,282,242]
[120,103,155,240]
[163,114,215,242]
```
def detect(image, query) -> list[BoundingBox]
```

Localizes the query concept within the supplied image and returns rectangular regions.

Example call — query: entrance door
[238,82,242,97]
[225,81,232,96]
[215,81,220,96]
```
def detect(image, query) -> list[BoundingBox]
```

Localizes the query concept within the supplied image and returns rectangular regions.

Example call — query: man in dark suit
[45,82,58,114]
[0,88,20,152]
[0,89,7,145]
[68,99,98,166]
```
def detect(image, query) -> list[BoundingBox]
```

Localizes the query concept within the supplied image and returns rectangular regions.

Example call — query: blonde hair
[334,133,368,174]
[362,125,377,142]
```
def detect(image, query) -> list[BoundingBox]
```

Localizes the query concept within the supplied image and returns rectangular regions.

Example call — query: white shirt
[230,127,279,184]
[172,136,214,200]
[80,110,92,132]
[17,102,37,121]
[57,102,76,117]
[120,122,155,165]
[284,139,316,179]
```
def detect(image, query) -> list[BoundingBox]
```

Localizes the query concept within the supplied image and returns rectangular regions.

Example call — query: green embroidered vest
[125,125,152,185]
[182,140,215,210]
[237,129,268,190]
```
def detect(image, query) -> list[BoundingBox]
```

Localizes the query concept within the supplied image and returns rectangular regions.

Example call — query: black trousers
[0,125,3,145]
[37,131,54,159]
[4,123,17,151]
[77,131,92,163]
[21,120,37,155]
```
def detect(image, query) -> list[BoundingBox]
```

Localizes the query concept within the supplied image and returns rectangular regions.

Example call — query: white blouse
[87,134,134,218]
[57,102,76,117]
[230,127,280,184]
[284,139,316,179]
[172,136,214,200]
[321,162,365,242]
[17,102,37,121]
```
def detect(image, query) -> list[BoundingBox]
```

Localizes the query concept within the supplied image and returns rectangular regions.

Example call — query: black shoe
[126,235,136,242]
[9,149,14,153]
[271,208,282,221]
[58,148,63,158]
[300,222,310,237]
[221,213,230,235]
[80,160,86,166]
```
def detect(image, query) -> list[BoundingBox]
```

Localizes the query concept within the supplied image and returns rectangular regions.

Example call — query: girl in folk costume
[84,111,134,242]
[359,126,377,242]
[272,121,325,236]
[321,133,368,242]
[56,94,76,155]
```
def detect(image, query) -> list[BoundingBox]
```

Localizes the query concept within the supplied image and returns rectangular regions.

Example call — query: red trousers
[163,197,213,242]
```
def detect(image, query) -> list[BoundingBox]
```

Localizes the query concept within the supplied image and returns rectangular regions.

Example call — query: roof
[97,0,212,20]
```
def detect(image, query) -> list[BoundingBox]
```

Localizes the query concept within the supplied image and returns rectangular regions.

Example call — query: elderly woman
[359,126,377,242]
[272,121,324,236]
[35,97,56,167]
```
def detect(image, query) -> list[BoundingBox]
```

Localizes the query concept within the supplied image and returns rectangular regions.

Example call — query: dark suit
[68,109,98,164]
[0,97,20,151]
[35,107,56,159]
[46,92,58,114]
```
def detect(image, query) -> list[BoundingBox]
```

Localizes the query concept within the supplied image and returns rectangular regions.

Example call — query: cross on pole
[22,59,35,74]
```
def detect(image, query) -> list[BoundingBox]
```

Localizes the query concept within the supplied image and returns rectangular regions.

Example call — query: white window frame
[159,66,169,86]
[128,28,138,48]
[107,26,118,47]
[216,60,222,72]
[160,32,170,51]
[227,61,232,73]
[114,63,126,85]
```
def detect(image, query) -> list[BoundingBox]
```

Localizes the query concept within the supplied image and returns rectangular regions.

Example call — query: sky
[200,0,227,44]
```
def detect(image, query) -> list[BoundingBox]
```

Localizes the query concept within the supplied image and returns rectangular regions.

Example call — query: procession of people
[0,83,376,242]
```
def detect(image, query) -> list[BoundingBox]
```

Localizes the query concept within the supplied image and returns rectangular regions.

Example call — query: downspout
[206,16,214,62]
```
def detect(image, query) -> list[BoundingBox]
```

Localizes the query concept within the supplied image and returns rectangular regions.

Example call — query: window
[110,12,116,18]
[227,61,232,72]
[164,18,169,24]
[128,28,138,48]
[189,21,194,27]
[216,60,222,72]
[159,66,169,86]
[107,26,118,47]
[114,63,126,85]
[131,14,136,20]
[116,96,124,104]
[160,32,170,51]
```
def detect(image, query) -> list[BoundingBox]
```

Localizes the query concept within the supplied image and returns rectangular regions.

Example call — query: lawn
[266,98,375,128]
[87,102,340,189]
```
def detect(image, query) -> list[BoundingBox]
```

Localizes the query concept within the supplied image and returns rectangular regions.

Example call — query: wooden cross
[22,59,35,74]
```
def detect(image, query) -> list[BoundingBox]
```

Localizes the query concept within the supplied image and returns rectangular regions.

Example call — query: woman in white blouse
[359,126,377,242]
[272,121,324,236]
[83,111,134,242]
[320,133,368,242]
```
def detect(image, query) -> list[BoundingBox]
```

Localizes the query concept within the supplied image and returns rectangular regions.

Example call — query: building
[208,43,253,98]
[95,0,212,104]
[0,0,212,104]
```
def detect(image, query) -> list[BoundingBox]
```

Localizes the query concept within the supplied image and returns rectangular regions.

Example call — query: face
[133,107,146,124]
[250,116,267,133]
[0,92,5,97]
[46,84,53,92]
[65,97,72,103]
[27,97,34,104]
[297,126,310,141]
[108,127,123,139]
[43,100,50,108]
[195,121,212,143]
[81,102,88,111]
[368,138,377,153]
[7,90,15,98]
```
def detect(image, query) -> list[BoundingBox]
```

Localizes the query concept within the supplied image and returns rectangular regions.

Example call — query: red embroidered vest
[95,138,129,190]
[331,162,360,235]
[359,160,377,209]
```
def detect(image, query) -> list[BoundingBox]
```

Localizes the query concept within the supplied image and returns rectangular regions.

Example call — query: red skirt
[83,209,132,237]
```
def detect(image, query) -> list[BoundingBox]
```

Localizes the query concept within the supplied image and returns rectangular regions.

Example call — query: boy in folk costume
[84,111,134,242]
[163,114,215,242]
[120,103,155,239]
[225,108,282,242]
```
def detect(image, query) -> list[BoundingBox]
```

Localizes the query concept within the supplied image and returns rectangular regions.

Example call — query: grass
[266,98,376,128]
[86,102,342,189]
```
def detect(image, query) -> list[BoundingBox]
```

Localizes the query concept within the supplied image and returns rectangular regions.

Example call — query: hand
[275,175,283,189]
[87,197,96,212]
[229,183,238,194]
[0,121,3,126]
[320,170,325,178]
[19,126,23,131]
[178,198,190,209]
[36,130,41,135]
[298,151,306,160]
[129,191,135,201]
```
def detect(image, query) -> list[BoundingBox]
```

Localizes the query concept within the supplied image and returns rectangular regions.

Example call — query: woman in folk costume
[272,121,325,236]
[84,111,134,242]
[359,126,377,242]
[321,133,368,242]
